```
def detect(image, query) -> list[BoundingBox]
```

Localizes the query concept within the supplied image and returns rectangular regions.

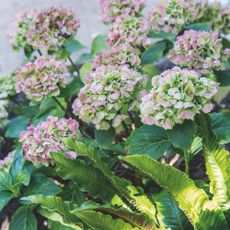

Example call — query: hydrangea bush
[1,1,230,230]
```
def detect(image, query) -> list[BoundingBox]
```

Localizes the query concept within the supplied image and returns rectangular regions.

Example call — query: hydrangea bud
[72,65,146,130]
[19,116,79,166]
[169,30,223,74]
[0,151,15,172]
[140,67,218,130]
[99,0,145,23]
[106,16,151,48]
[15,56,68,101]
[94,45,141,68]
[27,6,80,50]
[7,10,37,51]
[147,0,206,34]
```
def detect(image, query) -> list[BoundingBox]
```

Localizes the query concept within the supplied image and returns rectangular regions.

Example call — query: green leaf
[91,34,108,56]
[141,64,159,90]
[48,220,74,230]
[141,41,166,65]
[196,210,228,230]
[211,112,230,144]
[188,137,202,160]
[5,116,30,138]
[22,195,81,230]
[148,30,175,42]
[127,125,170,159]
[52,153,117,201]
[197,113,230,208]
[24,173,62,196]
[168,121,197,151]
[9,206,37,230]
[122,155,210,225]
[94,127,116,147]
[185,22,211,31]
[0,191,13,211]
[0,170,12,191]
[215,70,230,86]
[79,63,92,82]
[72,210,136,230]
[64,39,85,55]
[77,53,92,65]
[153,191,192,230]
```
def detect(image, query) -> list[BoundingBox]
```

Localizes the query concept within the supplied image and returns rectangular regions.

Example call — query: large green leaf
[73,210,136,230]
[52,153,116,201]
[91,34,108,56]
[5,116,30,138]
[64,39,85,55]
[9,206,37,230]
[185,22,211,31]
[94,127,116,148]
[24,173,62,196]
[22,195,81,230]
[215,70,230,86]
[167,121,197,151]
[211,112,230,144]
[127,125,170,159]
[148,30,175,42]
[122,155,210,225]
[195,209,228,230]
[197,113,230,209]
[141,41,166,65]
[0,191,13,211]
[0,170,12,191]
[153,191,192,230]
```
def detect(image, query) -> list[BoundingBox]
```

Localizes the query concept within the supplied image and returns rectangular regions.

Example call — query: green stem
[184,151,190,176]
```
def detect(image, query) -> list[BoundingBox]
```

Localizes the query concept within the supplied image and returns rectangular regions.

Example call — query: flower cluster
[0,75,15,128]
[27,6,80,50]
[0,151,15,172]
[169,30,223,74]
[198,2,230,34]
[106,16,150,48]
[15,56,68,101]
[7,11,37,51]
[8,6,80,51]
[0,100,9,128]
[19,116,79,165]
[99,0,145,23]
[72,65,146,130]
[147,0,206,35]
[94,45,141,68]
[140,67,218,130]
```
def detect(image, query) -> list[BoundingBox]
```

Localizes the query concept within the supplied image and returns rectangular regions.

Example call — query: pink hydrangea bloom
[94,44,141,68]
[169,30,224,74]
[7,10,37,51]
[99,0,145,23]
[0,100,9,128]
[106,16,151,48]
[19,116,79,165]
[15,56,68,101]
[72,65,146,130]
[147,0,207,34]
[0,151,15,172]
[140,67,218,130]
[27,6,80,50]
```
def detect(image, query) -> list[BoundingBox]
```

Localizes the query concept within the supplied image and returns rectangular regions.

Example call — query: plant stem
[37,49,42,56]
[184,151,190,176]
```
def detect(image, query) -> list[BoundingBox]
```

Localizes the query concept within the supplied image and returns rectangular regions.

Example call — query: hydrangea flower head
[99,0,145,23]
[0,151,15,172]
[0,75,15,100]
[169,30,223,74]
[147,0,206,34]
[0,100,9,128]
[140,67,218,129]
[27,6,80,50]
[7,10,37,51]
[19,116,79,165]
[106,16,151,48]
[16,56,68,101]
[72,65,146,130]
[94,45,141,68]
